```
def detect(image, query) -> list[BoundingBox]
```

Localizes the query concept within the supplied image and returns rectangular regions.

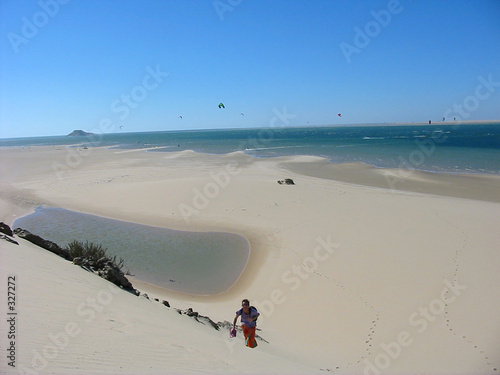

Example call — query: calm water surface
[14,207,249,295]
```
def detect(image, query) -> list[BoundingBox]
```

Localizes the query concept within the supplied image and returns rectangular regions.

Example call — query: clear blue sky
[1,0,499,138]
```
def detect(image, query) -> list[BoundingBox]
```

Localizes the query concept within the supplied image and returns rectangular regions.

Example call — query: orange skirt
[241,325,257,348]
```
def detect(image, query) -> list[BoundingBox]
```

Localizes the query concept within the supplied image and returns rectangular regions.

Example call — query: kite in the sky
[338,113,342,117]
[178,115,183,119]
[240,113,244,116]
[218,103,225,109]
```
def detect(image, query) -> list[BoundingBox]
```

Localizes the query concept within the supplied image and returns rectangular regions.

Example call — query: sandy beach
[1,145,500,374]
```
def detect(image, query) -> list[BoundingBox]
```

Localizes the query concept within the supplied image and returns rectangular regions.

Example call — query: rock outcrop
[1,234,19,245]
[67,130,94,137]
[73,256,136,293]
[175,307,220,330]
[277,178,295,185]
[0,223,18,245]
[13,228,72,260]
[12,228,136,293]
[0,222,14,236]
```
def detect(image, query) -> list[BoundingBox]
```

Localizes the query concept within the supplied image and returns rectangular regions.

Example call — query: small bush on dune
[68,240,106,261]
[67,240,126,272]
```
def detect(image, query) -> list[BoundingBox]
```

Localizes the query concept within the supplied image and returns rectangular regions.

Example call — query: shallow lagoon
[14,207,249,295]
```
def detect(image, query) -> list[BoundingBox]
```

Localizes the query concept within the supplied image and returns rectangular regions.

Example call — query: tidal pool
[14,206,249,295]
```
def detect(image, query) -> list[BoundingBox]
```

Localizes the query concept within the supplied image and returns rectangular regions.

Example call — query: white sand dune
[1,146,499,374]
[1,235,317,374]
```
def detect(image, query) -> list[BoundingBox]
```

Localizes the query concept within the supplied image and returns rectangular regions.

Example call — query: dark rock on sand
[96,258,135,291]
[176,308,220,330]
[198,315,220,330]
[185,308,198,317]
[277,178,295,185]
[72,257,90,268]
[0,222,14,236]
[73,255,135,292]
[13,228,72,260]
[12,229,138,295]
[0,223,18,245]
[1,234,19,245]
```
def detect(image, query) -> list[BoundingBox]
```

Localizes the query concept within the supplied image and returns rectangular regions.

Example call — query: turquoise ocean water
[2,123,500,174]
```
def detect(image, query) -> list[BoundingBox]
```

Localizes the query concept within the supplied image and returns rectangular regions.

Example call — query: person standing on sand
[233,299,260,348]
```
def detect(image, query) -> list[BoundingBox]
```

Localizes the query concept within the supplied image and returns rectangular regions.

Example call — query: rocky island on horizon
[67,130,94,137]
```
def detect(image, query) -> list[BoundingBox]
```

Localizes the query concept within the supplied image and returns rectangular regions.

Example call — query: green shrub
[67,240,126,272]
